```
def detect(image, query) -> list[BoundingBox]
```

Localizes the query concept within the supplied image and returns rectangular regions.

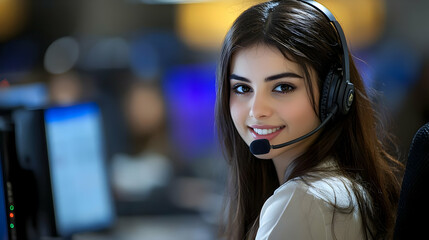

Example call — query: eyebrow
[229,72,303,82]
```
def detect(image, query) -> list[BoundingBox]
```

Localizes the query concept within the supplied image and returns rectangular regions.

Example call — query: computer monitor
[44,103,114,236]
[1,102,114,239]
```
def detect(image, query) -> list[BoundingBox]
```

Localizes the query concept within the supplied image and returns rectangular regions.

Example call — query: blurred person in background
[111,79,177,214]
[110,77,221,220]
[215,1,403,239]
[48,71,86,105]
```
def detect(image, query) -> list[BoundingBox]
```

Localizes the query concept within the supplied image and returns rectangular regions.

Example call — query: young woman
[215,0,403,239]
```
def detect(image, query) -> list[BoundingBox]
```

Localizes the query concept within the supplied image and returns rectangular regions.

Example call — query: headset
[250,0,356,155]
[298,0,355,122]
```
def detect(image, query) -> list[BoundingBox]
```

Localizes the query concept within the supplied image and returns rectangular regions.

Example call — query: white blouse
[256,169,367,240]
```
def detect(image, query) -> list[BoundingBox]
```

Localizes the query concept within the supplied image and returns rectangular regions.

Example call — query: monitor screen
[44,103,114,236]
[0,83,48,108]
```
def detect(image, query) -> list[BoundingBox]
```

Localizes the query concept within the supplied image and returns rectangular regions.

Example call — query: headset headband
[298,0,350,84]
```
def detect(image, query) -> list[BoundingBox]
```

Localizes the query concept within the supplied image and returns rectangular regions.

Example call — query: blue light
[162,63,217,161]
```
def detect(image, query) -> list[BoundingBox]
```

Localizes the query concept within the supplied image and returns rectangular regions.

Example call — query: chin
[251,150,283,159]
[250,146,293,160]
[252,153,272,159]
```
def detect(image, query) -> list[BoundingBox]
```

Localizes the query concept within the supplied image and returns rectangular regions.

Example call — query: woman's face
[229,44,321,161]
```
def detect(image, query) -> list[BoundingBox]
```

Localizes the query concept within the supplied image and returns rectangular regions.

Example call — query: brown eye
[273,83,295,93]
[232,84,252,94]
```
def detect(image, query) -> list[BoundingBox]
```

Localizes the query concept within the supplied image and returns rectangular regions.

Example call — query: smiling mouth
[250,126,285,136]
[253,127,280,135]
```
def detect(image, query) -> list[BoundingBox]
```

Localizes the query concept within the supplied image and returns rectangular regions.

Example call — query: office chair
[393,122,429,239]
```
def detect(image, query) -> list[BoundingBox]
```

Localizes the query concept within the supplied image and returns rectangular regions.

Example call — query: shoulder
[256,180,326,239]
[256,175,365,240]
[271,174,357,209]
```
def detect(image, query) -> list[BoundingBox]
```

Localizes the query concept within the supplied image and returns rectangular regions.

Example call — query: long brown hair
[215,1,403,239]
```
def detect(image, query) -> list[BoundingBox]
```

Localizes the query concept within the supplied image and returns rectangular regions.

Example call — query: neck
[272,133,320,184]
[272,152,298,184]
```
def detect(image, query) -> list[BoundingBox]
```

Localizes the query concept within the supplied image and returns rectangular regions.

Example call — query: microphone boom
[249,106,337,155]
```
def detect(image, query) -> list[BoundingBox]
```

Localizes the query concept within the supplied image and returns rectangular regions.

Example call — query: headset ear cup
[339,81,355,114]
[320,70,334,122]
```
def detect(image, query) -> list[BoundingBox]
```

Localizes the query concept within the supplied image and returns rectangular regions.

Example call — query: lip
[248,125,285,141]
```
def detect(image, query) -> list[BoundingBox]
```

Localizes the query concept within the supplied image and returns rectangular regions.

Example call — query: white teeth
[253,127,281,135]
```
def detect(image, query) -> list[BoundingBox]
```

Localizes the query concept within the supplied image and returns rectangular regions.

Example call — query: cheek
[230,97,247,131]
[279,95,319,127]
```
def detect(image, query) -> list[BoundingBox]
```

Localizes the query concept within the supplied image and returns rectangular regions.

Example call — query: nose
[249,92,272,119]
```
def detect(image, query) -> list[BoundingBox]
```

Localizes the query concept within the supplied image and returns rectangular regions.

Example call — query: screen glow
[44,103,114,236]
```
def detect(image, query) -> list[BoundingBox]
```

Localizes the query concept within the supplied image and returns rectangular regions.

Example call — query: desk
[73,215,217,240]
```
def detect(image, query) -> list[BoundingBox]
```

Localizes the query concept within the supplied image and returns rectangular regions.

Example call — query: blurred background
[0,0,428,239]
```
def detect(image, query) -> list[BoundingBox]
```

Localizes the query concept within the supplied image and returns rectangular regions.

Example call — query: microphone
[249,106,337,155]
